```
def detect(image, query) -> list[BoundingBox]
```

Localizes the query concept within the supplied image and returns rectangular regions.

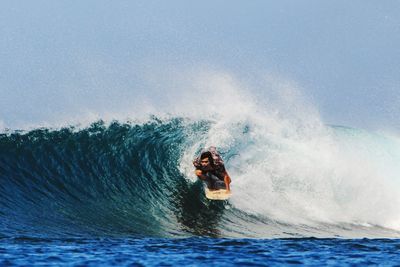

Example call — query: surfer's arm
[223,172,231,191]
[195,170,208,181]
[218,164,231,191]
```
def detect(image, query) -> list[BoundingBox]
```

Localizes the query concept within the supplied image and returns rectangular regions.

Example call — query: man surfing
[193,147,231,192]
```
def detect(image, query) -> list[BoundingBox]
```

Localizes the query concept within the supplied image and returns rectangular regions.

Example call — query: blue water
[1,237,400,266]
[1,119,400,265]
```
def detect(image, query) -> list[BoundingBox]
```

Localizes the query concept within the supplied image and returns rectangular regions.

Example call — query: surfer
[193,147,231,192]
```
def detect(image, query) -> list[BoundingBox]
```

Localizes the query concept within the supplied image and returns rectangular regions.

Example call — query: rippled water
[1,237,400,266]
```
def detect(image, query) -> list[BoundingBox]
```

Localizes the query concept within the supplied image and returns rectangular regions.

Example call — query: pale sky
[1,0,399,130]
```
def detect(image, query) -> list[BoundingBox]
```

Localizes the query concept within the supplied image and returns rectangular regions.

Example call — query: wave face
[1,118,400,239]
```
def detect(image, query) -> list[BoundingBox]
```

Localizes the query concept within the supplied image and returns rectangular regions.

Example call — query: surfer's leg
[208,174,226,190]
[204,179,213,189]
[199,173,213,189]
[214,181,226,190]
[201,173,216,190]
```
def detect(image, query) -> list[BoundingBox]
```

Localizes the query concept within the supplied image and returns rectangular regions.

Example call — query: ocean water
[1,119,400,265]
[2,237,400,266]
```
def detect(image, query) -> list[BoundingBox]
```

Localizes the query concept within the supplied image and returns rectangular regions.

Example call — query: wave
[1,117,400,239]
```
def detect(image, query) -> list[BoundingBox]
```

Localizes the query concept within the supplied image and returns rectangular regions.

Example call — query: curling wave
[1,118,400,239]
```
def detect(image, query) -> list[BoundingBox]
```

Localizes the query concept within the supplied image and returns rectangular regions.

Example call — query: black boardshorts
[205,173,226,190]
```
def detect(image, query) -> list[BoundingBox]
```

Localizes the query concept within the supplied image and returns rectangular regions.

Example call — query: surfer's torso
[193,147,231,191]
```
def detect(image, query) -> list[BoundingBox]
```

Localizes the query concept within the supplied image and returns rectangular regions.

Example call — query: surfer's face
[200,158,210,167]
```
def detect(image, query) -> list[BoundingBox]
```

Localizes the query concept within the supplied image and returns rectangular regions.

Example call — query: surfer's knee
[195,170,203,177]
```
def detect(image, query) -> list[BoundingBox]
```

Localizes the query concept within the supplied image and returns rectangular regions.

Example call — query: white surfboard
[205,188,232,200]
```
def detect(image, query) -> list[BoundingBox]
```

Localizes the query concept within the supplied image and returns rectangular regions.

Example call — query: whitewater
[1,72,400,241]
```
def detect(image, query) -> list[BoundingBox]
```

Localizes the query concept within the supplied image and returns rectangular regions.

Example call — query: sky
[1,0,399,131]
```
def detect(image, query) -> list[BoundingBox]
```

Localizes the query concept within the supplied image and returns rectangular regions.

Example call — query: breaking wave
[1,115,400,239]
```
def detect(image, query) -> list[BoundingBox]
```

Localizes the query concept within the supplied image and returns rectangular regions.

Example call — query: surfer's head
[200,151,214,168]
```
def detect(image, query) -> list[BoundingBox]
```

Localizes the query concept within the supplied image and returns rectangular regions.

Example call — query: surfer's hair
[200,151,215,168]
